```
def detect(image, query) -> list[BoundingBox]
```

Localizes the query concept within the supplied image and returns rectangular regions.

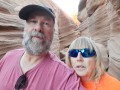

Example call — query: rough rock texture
[78,8,88,22]
[96,43,109,70]
[106,1,120,80]
[86,0,105,16]
[57,10,79,60]
[78,0,120,80]
[0,0,78,59]
[58,10,78,50]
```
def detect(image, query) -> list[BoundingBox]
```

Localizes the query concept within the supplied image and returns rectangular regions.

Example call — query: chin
[76,71,88,77]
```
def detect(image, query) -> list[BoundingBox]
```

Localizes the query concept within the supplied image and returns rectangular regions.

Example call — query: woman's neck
[80,76,90,82]
[80,73,93,82]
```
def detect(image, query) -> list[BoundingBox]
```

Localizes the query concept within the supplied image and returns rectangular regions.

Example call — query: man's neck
[24,51,48,62]
[20,51,48,73]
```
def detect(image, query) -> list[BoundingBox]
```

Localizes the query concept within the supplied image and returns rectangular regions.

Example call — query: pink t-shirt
[0,49,85,90]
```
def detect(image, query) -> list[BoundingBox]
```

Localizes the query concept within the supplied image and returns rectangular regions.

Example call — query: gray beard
[22,31,52,55]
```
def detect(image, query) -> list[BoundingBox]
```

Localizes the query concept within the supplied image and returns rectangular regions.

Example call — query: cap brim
[19,4,55,21]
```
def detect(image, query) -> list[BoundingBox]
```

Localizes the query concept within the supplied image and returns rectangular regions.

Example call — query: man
[0,4,85,90]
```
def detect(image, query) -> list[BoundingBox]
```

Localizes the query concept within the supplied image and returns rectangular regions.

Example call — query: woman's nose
[76,52,83,62]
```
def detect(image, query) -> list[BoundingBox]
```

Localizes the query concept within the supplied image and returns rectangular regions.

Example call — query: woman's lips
[75,65,86,70]
[76,65,85,68]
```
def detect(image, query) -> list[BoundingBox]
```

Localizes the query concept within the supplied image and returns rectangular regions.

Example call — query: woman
[65,37,120,90]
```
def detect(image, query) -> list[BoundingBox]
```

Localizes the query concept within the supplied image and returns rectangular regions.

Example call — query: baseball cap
[19,4,55,22]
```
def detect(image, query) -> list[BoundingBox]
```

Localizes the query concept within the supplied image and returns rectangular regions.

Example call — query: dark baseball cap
[19,4,55,22]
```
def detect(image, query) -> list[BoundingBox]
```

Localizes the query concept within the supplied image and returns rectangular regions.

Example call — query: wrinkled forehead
[27,11,53,21]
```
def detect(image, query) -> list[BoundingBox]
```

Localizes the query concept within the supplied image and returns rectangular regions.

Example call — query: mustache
[30,31,45,38]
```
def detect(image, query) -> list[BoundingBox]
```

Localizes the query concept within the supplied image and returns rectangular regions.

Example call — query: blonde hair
[65,37,105,81]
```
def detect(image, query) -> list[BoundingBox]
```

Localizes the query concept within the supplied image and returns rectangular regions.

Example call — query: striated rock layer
[78,0,120,80]
[0,0,78,59]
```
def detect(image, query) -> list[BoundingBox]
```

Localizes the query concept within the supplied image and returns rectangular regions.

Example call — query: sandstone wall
[0,0,78,59]
[78,0,120,80]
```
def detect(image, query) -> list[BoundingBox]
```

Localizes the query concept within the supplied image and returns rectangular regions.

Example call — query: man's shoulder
[6,48,24,55]
[8,48,24,52]
[2,48,24,59]
[48,51,74,74]
[0,48,24,65]
[47,52,85,90]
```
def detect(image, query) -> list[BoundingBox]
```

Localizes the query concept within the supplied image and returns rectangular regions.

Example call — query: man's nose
[76,52,83,62]
[34,23,42,32]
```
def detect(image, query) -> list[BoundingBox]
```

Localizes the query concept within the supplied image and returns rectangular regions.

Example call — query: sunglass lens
[69,48,95,58]
[69,49,79,57]
[15,74,27,89]
[80,48,95,57]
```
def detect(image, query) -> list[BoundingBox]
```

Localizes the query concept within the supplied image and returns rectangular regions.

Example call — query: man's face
[22,11,54,55]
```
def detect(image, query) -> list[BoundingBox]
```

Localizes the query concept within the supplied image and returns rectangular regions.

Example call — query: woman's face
[70,48,96,78]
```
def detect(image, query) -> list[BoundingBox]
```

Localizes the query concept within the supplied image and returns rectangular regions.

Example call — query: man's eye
[30,20,37,24]
[43,22,49,26]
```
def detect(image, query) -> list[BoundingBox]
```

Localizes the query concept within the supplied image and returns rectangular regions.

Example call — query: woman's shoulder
[102,73,119,82]
[100,73,120,89]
